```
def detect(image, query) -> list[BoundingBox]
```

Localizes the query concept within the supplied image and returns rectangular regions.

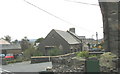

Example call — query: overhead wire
[64,0,99,6]
[24,0,73,25]
[24,0,98,33]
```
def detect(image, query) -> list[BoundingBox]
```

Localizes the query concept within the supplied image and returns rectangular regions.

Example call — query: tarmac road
[1,61,52,73]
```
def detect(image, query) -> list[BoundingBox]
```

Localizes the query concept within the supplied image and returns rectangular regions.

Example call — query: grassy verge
[6,57,30,64]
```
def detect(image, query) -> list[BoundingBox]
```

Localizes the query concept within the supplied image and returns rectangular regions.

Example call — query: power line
[24,0,96,33]
[24,0,73,25]
[65,0,99,6]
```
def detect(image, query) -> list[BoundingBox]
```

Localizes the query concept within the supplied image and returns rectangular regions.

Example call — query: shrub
[48,48,62,56]
[89,55,98,58]
[32,50,43,56]
[77,51,89,58]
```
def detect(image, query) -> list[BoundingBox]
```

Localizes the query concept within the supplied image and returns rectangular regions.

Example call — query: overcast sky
[0,0,103,41]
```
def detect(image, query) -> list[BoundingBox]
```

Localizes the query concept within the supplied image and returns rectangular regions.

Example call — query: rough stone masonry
[98,1,120,72]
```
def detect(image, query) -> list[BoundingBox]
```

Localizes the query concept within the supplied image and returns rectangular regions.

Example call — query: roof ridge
[53,29,66,32]
[67,31,82,42]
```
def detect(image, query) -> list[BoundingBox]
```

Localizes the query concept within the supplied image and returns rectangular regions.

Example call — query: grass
[6,57,30,64]
[76,51,100,59]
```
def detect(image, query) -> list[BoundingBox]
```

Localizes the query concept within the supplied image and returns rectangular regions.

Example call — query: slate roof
[0,39,10,44]
[67,31,82,43]
[0,44,21,50]
[54,29,81,44]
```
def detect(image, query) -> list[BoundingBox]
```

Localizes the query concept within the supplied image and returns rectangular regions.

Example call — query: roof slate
[0,44,21,50]
[54,29,81,44]
[0,39,10,44]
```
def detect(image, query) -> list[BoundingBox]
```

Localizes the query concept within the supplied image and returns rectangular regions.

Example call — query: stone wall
[99,2,119,55]
[98,1,120,73]
[31,53,76,64]
[31,53,86,72]
[99,52,118,72]
[51,57,86,72]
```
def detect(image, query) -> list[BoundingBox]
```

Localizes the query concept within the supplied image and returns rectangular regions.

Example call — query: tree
[23,45,35,58]
[12,39,19,44]
[34,37,44,45]
[20,36,31,51]
[4,35,11,42]
[87,43,91,49]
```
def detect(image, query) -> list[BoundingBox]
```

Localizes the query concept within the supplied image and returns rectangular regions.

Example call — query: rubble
[51,57,86,72]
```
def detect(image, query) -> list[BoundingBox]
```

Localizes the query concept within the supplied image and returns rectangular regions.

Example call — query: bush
[89,55,98,58]
[32,50,43,56]
[77,51,89,58]
[23,46,35,58]
[7,58,23,64]
[48,48,62,56]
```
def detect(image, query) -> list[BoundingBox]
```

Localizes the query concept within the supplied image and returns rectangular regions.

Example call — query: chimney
[69,28,75,33]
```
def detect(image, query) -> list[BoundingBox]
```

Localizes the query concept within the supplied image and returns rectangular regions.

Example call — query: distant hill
[29,39,37,43]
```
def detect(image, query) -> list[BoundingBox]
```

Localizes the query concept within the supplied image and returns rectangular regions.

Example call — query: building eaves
[0,44,21,50]
[67,31,82,43]
[0,39,10,44]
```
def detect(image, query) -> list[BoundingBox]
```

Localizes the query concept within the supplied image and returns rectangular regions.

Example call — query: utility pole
[96,32,98,48]
[91,35,94,49]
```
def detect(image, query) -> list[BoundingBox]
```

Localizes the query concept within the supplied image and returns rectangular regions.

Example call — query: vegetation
[23,45,35,59]
[4,35,11,42]
[48,48,62,56]
[34,37,44,45]
[1,36,45,64]
[89,54,98,58]
[20,36,31,51]
[76,51,89,58]
[12,39,19,44]
[87,43,91,49]
[20,37,44,60]
[76,51,100,59]
[1,35,11,42]
[23,45,43,58]
[32,50,43,56]
[7,58,23,64]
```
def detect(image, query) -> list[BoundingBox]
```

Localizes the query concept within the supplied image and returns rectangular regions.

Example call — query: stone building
[0,39,21,55]
[38,28,82,55]
[78,36,93,50]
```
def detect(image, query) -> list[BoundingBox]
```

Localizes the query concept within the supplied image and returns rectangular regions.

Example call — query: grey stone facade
[0,43,21,55]
[38,29,82,55]
[99,1,119,56]
[98,1,120,72]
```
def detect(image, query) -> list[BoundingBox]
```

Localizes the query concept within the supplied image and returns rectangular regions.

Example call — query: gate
[86,58,100,72]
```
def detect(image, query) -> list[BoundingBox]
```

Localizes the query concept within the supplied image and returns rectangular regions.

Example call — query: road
[1,61,52,73]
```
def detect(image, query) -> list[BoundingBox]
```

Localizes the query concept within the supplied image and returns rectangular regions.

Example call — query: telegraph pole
[96,32,98,48]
